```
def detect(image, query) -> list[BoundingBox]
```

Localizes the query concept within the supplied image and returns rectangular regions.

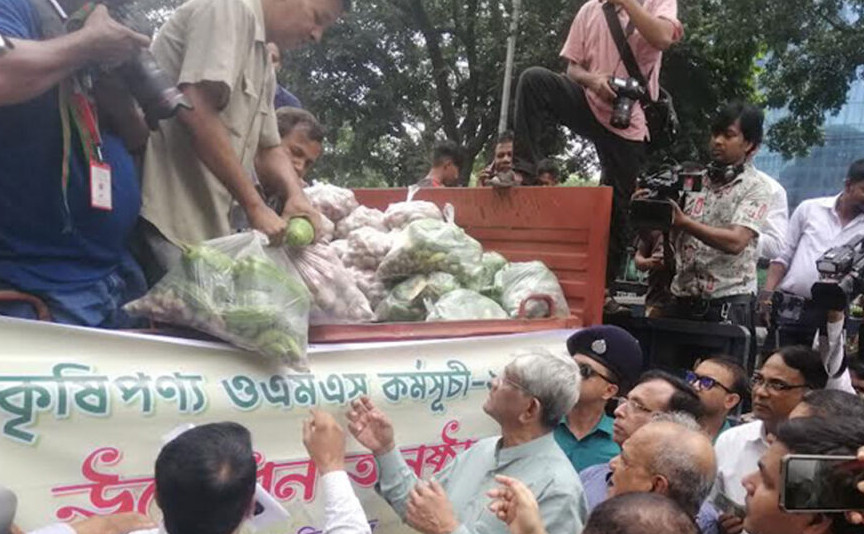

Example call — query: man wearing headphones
[656,102,772,330]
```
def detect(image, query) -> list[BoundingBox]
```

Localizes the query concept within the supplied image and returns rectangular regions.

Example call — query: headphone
[706,162,745,183]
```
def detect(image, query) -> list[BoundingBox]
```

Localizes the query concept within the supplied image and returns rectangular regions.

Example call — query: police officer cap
[566,325,643,389]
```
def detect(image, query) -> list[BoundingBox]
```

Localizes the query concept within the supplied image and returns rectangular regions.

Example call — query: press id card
[90,160,113,211]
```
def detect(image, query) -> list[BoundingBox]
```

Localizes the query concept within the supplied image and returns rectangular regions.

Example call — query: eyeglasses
[685,371,733,394]
[579,363,615,384]
[615,396,654,415]
[750,374,809,393]
[493,375,534,396]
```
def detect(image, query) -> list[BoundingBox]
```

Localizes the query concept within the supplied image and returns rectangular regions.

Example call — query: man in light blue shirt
[347,349,589,534]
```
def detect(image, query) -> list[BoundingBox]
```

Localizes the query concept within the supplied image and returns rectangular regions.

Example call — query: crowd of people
[6,326,864,534]
[4,0,864,533]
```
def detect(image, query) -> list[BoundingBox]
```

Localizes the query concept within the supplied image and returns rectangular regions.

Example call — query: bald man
[607,415,719,533]
[584,493,699,534]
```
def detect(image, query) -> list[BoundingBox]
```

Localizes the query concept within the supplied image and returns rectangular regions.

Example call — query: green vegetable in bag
[425,289,508,321]
[124,232,312,371]
[374,272,461,322]
[377,219,484,284]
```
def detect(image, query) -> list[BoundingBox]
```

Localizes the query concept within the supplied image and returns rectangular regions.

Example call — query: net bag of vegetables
[124,231,312,370]
[288,243,374,325]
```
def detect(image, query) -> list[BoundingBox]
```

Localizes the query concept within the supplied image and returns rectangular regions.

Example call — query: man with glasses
[556,326,645,472]
[577,372,715,532]
[713,346,829,534]
[346,349,589,534]
[577,371,702,502]
[686,356,748,442]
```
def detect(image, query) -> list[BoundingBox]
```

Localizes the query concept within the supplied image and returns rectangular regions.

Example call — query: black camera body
[812,235,864,310]
[630,163,705,231]
[609,77,646,130]
[116,49,192,130]
[61,4,191,130]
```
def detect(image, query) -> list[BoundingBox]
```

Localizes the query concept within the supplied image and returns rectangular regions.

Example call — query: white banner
[0,317,572,534]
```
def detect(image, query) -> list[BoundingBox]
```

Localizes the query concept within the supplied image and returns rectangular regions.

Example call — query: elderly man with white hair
[347,348,589,534]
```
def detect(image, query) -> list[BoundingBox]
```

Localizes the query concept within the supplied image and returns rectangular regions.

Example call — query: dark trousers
[513,66,647,286]
[669,294,758,367]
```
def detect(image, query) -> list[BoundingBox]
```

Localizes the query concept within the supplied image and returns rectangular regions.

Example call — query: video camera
[630,162,706,231]
[51,1,192,130]
[811,234,864,310]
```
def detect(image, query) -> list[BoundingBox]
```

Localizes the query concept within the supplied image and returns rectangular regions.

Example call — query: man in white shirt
[25,416,369,534]
[713,346,828,534]
[753,169,788,265]
[762,159,864,348]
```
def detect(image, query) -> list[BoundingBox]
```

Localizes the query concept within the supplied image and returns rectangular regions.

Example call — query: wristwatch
[0,34,13,57]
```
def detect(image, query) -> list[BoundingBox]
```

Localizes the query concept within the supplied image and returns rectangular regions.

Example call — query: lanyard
[57,2,102,231]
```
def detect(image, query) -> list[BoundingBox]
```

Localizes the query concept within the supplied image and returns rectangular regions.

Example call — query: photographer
[661,102,772,329]
[762,160,864,350]
[512,0,683,308]
[136,0,346,285]
[0,0,152,328]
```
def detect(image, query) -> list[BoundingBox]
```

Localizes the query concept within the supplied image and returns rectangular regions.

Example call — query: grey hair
[651,411,701,432]
[646,415,717,518]
[508,348,581,429]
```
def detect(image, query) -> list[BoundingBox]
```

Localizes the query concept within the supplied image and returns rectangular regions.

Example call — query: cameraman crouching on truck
[0,1,152,328]
[135,0,346,285]
[512,0,683,313]
[653,102,772,330]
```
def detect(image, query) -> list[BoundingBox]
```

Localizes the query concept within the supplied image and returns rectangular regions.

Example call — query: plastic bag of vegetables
[374,272,460,322]
[384,185,443,230]
[494,261,569,318]
[377,219,484,284]
[124,231,312,370]
[288,244,374,325]
[305,182,359,222]
[336,206,387,239]
[342,227,394,271]
[425,289,508,321]
[467,251,509,296]
[347,267,387,309]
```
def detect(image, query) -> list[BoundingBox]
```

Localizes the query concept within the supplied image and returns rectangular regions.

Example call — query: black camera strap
[602,2,650,93]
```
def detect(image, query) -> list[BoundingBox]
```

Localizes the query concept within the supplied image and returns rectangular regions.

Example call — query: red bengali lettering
[51,421,478,519]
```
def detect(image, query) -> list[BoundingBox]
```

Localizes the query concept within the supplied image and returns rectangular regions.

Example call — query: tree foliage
[127,0,864,183]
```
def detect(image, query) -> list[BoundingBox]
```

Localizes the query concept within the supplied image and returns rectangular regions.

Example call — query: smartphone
[780,454,864,513]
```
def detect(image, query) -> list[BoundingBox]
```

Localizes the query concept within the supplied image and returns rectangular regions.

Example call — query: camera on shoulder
[630,162,706,231]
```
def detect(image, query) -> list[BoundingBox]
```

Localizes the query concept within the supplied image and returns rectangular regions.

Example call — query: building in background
[755,81,864,210]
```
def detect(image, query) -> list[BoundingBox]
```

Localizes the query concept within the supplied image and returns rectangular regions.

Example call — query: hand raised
[302,409,346,474]
[346,396,395,456]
